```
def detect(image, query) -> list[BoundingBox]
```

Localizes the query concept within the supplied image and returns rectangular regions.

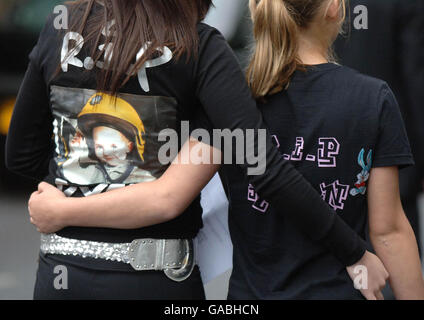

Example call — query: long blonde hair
[247,0,346,99]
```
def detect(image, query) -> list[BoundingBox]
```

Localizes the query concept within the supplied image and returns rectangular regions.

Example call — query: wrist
[321,217,368,267]
[347,250,367,268]
[58,197,75,227]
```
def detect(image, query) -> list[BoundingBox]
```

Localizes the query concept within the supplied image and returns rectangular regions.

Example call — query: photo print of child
[51,86,178,186]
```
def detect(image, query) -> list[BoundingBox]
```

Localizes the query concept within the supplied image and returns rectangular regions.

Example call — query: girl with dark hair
[8,0,389,299]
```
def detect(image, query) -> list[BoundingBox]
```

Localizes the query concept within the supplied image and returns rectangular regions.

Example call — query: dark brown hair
[64,0,212,95]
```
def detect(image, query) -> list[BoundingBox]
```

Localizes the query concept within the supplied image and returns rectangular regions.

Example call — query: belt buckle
[163,239,195,282]
[128,239,158,271]
[128,238,195,282]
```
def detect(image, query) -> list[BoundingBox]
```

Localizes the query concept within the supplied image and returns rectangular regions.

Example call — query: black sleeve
[5,44,54,181]
[193,25,366,266]
[372,84,415,168]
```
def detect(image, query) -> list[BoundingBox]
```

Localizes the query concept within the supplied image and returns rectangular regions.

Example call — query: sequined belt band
[40,233,195,282]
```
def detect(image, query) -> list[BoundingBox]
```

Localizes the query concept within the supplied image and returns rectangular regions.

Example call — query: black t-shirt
[222,63,414,299]
[7,3,370,271]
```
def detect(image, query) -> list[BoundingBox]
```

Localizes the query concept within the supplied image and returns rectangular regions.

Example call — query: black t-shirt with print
[222,63,414,299]
[7,3,370,271]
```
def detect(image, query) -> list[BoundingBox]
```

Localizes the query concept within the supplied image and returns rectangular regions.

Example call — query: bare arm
[29,138,221,232]
[368,166,424,300]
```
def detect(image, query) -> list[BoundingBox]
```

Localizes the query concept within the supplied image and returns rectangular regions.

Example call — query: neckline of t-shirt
[289,62,341,83]
[302,62,341,72]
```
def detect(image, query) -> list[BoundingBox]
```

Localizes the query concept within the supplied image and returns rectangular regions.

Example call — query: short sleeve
[373,84,415,168]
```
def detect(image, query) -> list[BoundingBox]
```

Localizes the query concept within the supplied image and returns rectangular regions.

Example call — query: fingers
[29,216,42,233]
[384,270,390,282]
[29,190,40,202]
[376,291,385,300]
[361,289,377,300]
[28,190,41,210]
[362,290,384,300]
[360,279,387,300]
[367,294,377,301]
[30,190,38,198]
[38,182,49,192]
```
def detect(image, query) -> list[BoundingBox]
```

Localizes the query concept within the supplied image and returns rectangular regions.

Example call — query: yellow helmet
[78,93,146,161]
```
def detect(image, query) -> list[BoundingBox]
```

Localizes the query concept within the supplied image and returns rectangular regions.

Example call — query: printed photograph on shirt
[50,86,177,186]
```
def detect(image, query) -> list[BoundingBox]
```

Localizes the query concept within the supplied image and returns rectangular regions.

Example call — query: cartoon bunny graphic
[350,148,373,196]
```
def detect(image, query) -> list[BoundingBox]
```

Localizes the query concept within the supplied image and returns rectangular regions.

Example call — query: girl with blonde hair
[220,0,424,299]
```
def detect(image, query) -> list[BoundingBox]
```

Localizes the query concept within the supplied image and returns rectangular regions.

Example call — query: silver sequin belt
[40,233,195,282]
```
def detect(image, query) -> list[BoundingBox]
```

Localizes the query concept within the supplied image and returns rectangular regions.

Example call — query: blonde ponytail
[247,0,300,99]
[247,0,346,100]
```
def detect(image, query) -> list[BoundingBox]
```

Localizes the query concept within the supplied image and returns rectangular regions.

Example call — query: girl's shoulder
[196,22,228,48]
[330,65,395,111]
[197,22,221,36]
[333,64,388,92]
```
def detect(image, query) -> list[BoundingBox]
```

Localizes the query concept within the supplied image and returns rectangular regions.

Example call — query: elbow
[4,140,15,172]
[369,206,409,238]
[5,151,21,176]
[370,232,399,250]
[370,225,402,243]
[4,154,35,180]
[162,200,184,221]
[370,224,401,239]
[370,228,403,252]
[162,205,181,222]
[4,144,48,180]
[370,218,411,248]
[158,191,184,222]
[5,139,25,176]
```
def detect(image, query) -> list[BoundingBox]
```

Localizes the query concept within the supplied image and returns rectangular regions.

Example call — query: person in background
[334,0,424,254]
[204,0,253,68]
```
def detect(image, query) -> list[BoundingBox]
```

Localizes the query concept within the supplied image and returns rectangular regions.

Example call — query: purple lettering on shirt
[318,137,340,167]
[247,184,269,213]
[291,137,304,161]
[320,180,350,211]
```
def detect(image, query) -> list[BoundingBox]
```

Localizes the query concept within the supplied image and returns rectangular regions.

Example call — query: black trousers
[33,253,205,300]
